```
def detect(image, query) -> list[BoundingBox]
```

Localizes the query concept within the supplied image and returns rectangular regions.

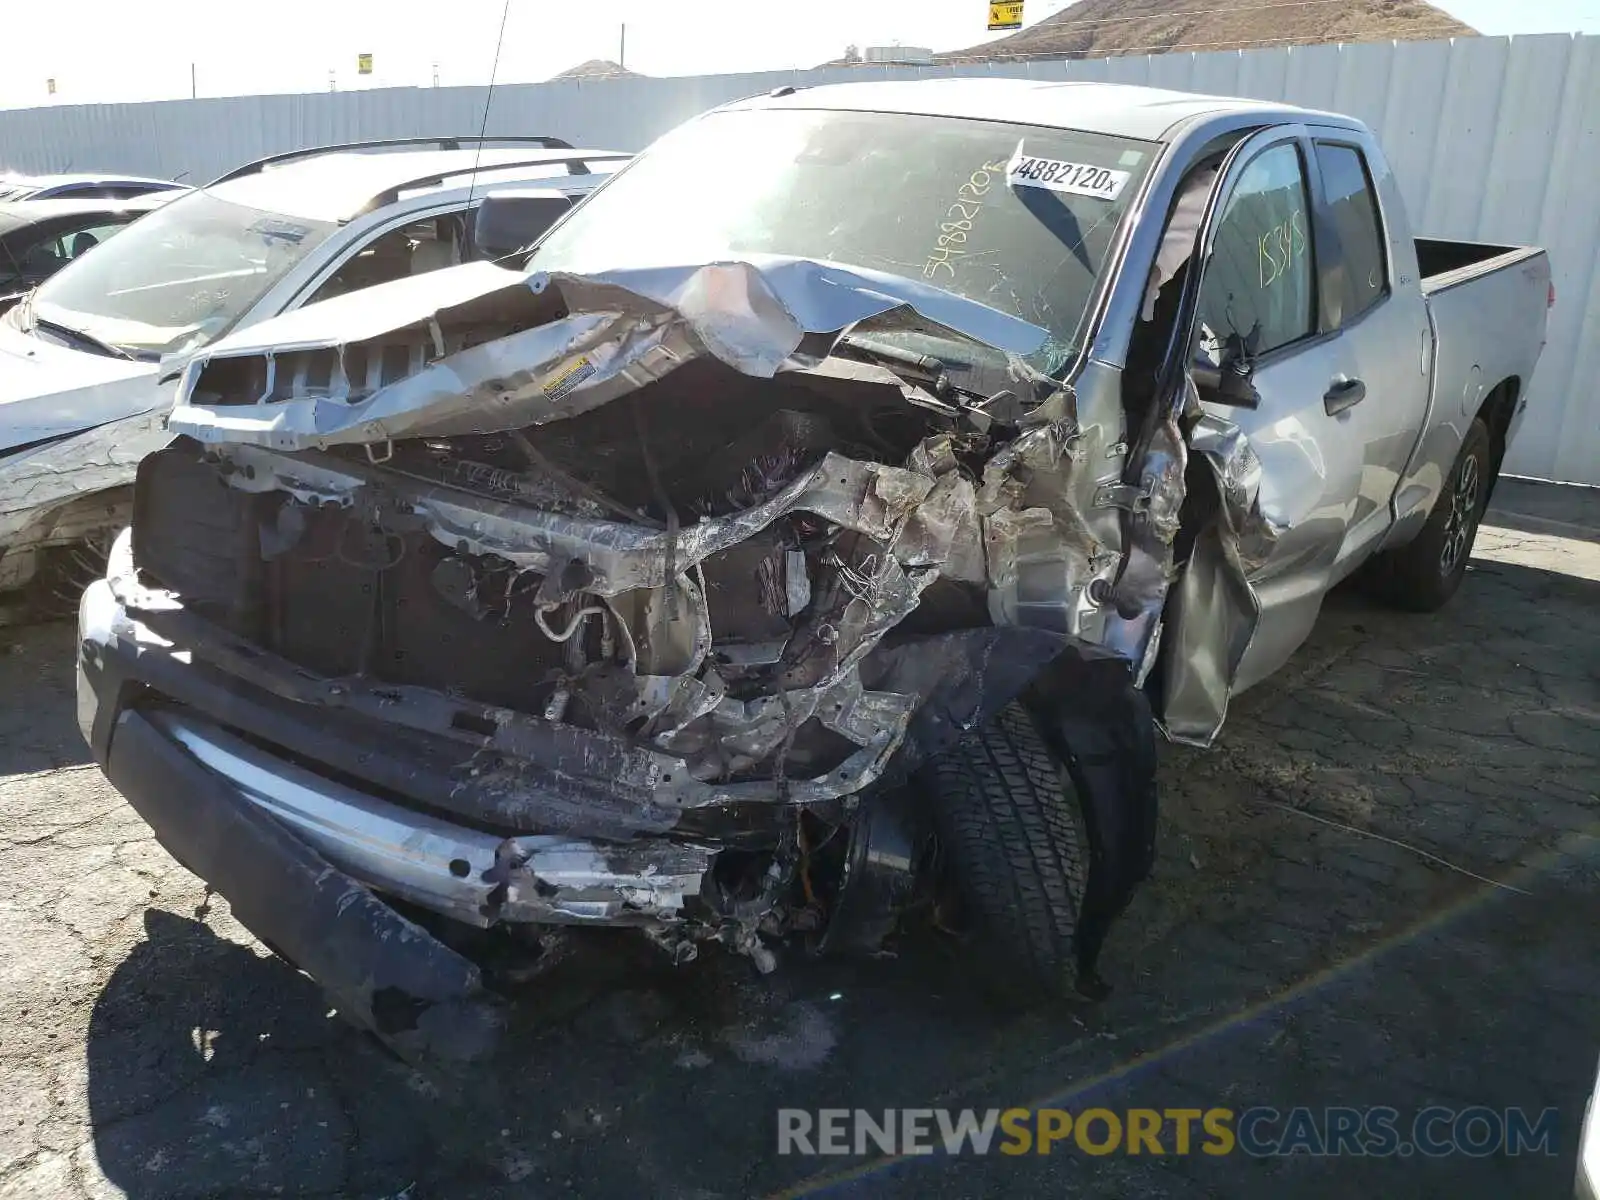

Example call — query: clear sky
[4,0,1597,110]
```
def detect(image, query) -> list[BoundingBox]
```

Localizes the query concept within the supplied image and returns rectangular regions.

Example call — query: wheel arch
[1474,376,1520,502]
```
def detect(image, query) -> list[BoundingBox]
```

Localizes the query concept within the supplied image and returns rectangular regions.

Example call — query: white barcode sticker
[1006,142,1131,201]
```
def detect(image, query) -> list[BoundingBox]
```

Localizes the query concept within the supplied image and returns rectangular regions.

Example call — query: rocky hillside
[936,0,1476,62]
[552,59,639,80]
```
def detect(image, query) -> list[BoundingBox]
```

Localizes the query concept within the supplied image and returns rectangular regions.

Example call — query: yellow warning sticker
[988,1,1024,31]
[541,355,597,403]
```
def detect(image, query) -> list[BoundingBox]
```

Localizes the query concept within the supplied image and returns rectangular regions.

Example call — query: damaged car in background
[77,79,1551,1064]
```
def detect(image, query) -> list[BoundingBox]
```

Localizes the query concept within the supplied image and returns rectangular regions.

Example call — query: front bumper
[78,573,713,926]
[77,571,717,1059]
[95,701,503,1063]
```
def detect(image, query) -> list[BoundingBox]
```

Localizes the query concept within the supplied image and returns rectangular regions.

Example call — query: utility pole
[190,62,197,99]
[620,24,627,69]
[432,61,440,87]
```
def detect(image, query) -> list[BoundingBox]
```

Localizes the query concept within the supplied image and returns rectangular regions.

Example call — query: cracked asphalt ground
[1,482,1597,1199]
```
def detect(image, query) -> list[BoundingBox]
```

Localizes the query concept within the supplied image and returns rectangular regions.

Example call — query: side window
[18,235,65,276]
[19,221,125,276]
[1315,143,1388,323]
[62,221,128,260]
[307,215,465,305]
[1198,142,1314,356]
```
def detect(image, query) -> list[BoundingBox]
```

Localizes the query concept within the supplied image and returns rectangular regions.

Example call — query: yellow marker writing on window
[1259,210,1309,289]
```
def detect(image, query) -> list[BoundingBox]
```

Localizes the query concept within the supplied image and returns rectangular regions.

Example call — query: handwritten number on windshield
[925,160,1007,281]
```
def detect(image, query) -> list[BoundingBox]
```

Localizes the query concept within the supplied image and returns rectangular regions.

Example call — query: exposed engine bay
[101,256,1277,999]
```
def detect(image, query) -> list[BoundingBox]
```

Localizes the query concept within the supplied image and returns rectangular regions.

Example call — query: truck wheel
[1366,418,1492,613]
[920,701,1088,999]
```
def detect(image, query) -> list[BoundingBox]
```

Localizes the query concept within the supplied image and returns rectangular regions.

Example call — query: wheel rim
[1439,451,1482,577]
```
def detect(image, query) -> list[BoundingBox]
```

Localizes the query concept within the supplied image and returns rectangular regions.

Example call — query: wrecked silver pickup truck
[77,80,1550,1064]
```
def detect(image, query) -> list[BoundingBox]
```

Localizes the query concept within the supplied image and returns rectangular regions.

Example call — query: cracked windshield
[19,190,338,359]
[531,106,1155,373]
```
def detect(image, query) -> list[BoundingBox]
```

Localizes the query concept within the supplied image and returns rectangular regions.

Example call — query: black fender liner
[862,628,1160,985]
[1027,652,1159,993]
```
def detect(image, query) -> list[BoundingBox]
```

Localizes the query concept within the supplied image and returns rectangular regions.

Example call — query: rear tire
[1364,418,1491,613]
[919,701,1088,999]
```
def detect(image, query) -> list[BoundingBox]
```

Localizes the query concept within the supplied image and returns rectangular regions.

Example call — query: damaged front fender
[0,409,173,596]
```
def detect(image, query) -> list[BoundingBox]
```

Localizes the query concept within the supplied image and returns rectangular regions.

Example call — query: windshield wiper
[834,333,949,389]
[31,316,137,361]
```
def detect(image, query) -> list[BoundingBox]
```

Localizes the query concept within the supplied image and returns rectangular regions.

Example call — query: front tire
[920,701,1088,999]
[31,529,118,621]
[1365,418,1492,613]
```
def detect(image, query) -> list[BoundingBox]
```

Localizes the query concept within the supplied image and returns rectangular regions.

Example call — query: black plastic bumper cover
[104,709,503,1065]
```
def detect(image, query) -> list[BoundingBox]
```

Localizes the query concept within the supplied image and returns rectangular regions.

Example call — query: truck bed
[1416,237,1545,295]
[1399,236,1550,540]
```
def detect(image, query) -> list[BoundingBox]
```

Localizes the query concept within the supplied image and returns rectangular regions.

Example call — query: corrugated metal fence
[1,35,1596,483]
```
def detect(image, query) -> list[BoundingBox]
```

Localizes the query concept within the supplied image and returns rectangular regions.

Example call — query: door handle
[1324,377,1366,415]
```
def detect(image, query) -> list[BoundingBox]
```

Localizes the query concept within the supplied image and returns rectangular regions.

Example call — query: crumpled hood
[541,255,1050,367]
[0,318,161,452]
[169,255,1050,450]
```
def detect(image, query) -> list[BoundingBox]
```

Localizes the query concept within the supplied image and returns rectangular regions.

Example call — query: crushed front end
[78,258,1164,1059]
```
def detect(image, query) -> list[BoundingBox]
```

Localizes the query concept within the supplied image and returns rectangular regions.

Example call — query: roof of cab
[736,78,1353,142]
[206,146,629,225]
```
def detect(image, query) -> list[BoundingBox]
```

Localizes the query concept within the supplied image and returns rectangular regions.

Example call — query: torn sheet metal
[104,566,932,816]
[197,432,970,795]
[216,442,963,599]
[1159,408,1282,745]
[1097,379,1189,673]
[974,361,1134,654]
[0,408,171,593]
[168,256,1051,451]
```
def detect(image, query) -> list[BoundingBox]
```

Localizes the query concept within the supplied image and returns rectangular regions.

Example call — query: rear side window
[1198,142,1314,356]
[1315,143,1388,323]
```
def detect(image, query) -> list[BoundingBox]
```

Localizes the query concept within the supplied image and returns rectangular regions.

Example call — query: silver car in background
[0,136,629,616]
